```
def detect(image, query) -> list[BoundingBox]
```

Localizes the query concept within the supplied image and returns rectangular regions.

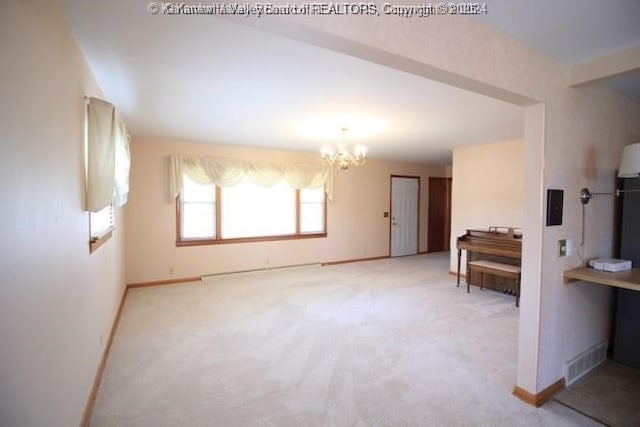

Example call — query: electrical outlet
[558,239,567,257]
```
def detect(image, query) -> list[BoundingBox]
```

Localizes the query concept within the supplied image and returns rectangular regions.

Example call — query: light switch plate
[558,239,567,257]
[566,239,574,256]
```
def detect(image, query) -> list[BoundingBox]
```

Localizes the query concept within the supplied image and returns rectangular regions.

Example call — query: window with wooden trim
[89,204,114,252]
[177,174,326,245]
[90,204,114,239]
[84,97,130,253]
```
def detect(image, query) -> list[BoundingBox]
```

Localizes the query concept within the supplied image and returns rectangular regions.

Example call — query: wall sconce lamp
[580,143,640,205]
[579,143,640,246]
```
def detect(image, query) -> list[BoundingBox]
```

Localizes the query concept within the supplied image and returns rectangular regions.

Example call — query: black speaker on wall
[546,189,564,226]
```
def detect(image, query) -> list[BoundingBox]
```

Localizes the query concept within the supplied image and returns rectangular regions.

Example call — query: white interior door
[391,177,419,257]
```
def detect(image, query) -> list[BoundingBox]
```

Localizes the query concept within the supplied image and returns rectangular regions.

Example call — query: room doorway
[390,176,419,257]
[427,177,452,252]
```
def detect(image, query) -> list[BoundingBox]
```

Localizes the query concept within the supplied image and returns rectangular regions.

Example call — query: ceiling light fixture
[321,128,367,171]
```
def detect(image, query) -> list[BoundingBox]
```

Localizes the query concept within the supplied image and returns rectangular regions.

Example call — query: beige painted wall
[267,13,640,393]
[5,4,640,421]
[125,138,447,283]
[449,140,525,272]
[0,2,126,426]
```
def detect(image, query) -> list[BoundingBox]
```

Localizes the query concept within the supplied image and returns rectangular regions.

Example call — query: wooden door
[428,177,452,252]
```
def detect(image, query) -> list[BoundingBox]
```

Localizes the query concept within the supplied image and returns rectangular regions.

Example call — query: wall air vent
[563,341,607,386]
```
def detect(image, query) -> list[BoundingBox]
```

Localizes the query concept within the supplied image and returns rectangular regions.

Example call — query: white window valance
[86,97,130,211]
[169,155,334,202]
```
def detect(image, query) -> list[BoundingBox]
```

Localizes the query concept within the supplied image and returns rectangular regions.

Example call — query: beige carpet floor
[91,253,600,426]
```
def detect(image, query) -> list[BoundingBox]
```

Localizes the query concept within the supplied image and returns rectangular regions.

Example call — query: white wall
[449,139,525,272]
[0,2,125,426]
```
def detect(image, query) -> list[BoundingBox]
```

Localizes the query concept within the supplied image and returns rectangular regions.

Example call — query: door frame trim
[389,175,421,257]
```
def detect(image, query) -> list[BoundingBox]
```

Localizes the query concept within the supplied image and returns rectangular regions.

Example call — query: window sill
[90,230,113,253]
[176,232,327,247]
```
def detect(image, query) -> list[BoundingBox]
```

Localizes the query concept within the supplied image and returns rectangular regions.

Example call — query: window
[85,97,130,253]
[89,204,114,253]
[180,175,216,239]
[90,204,114,240]
[300,188,326,233]
[177,175,326,245]
[221,178,296,238]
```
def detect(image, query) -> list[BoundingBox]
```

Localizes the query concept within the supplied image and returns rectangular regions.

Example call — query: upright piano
[456,227,522,294]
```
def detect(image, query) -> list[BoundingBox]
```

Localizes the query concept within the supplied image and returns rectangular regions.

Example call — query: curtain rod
[84,96,113,107]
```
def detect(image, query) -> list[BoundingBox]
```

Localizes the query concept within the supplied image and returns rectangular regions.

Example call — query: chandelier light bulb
[319,128,367,171]
[321,146,335,158]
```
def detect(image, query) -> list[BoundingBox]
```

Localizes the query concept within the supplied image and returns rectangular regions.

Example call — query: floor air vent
[563,341,607,386]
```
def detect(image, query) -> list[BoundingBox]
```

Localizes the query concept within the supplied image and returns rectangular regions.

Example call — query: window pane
[300,204,324,233]
[300,187,325,203]
[90,204,114,239]
[182,174,214,203]
[221,178,295,238]
[181,203,215,238]
[300,188,325,233]
[180,174,216,239]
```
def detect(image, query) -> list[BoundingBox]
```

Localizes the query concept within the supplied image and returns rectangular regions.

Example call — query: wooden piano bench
[467,260,521,307]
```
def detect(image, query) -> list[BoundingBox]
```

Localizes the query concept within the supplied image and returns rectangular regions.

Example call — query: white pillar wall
[518,103,546,391]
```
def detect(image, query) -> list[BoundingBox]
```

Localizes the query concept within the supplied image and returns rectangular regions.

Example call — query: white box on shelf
[588,258,632,272]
